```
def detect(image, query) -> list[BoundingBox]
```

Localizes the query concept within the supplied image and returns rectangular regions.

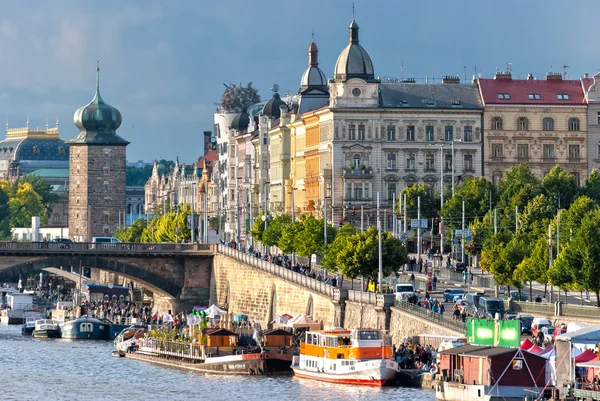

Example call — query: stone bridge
[0,242,213,312]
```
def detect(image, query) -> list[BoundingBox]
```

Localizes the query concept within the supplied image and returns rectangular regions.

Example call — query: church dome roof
[300,39,328,93]
[262,92,289,119]
[70,67,128,146]
[333,20,375,82]
[230,111,250,131]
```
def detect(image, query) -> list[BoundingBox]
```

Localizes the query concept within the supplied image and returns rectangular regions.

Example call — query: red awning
[527,344,544,354]
[520,339,534,349]
[575,349,598,363]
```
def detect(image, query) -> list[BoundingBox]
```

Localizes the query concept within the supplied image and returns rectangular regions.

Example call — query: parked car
[50,238,73,243]
[463,292,487,316]
[531,317,552,337]
[503,290,528,301]
[368,280,393,293]
[478,298,506,319]
[443,288,466,302]
[452,262,467,273]
[395,283,416,301]
[519,315,534,335]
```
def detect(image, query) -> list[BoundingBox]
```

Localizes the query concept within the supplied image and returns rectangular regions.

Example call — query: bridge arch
[0,256,181,299]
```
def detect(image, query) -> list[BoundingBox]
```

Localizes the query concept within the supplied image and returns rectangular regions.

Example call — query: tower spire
[95,59,102,101]
[352,2,355,20]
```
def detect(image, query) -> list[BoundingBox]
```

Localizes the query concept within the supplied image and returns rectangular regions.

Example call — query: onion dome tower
[333,19,375,82]
[298,35,329,114]
[68,64,129,242]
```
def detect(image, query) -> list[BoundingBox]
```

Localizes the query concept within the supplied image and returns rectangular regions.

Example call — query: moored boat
[21,315,43,335]
[60,316,111,340]
[32,319,61,338]
[291,328,399,386]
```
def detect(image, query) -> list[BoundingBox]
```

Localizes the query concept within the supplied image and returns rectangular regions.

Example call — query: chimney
[442,75,460,84]
[203,130,212,154]
[585,73,589,79]
[546,72,563,81]
[527,74,534,80]
[472,74,478,84]
[494,72,512,80]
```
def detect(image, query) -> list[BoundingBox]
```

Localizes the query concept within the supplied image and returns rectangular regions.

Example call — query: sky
[0,0,597,163]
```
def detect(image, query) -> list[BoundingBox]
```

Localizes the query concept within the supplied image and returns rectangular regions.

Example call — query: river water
[0,325,435,401]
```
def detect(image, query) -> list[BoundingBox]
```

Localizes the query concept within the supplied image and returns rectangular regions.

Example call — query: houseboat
[129,327,294,375]
[291,328,399,386]
[32,319,61,338]
[1,293,41,324]
[60,316,111,340]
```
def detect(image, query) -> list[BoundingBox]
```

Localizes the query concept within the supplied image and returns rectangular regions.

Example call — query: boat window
[313,335,319,345]
[306,333,312,343]
[358,330,381,340]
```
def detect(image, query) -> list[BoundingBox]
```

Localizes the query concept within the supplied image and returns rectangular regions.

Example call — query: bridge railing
[217,245,335,298]
[394,299,466,333]
[0,241,211,253]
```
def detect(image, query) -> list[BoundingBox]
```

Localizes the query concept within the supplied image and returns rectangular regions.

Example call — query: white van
[395,283,416,300]
[92,237,121,243]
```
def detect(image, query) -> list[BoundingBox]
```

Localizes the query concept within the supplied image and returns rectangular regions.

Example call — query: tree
[583,169,600,205]
[336,227,408,286]
[517,194,555,242]
[115,218,147,242]
[209,215,226,232]
[400,184,439,223]
[321,223,356,272]
[542,165,579,209]
[294,214,335,266]
[126,165,153,186]
[14,174,59,216]
[441,177,496,232]
[0,186,10,238]
[497,163,542,231]
[278,221,301,254]
[140,206,191,243]
[220,82,261,113]
[263,214,291,247]
[514,236,551,299]
[9,182,47,227]
[559,195,598,246]
[249,213,267,243]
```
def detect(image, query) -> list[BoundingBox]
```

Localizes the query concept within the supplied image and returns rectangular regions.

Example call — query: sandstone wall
[212,254,337,328]
[388,307,462,345]
[344,301,386,330]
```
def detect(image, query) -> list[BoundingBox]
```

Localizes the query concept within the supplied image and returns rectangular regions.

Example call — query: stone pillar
[332,288,348,328]
[375,294,395,331]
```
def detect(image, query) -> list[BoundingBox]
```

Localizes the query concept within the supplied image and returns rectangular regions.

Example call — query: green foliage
[514,236,550,288]
[517,194,555,242]
[140,205,192,243]
[9,182,47,227]
[15,174,59,216]
[249,212,266,243]
[583,169,600,205]
[321,223,356,272]
[278,221,301,254]
[294,214,336,263]
[220,82,261,113]
[541,165,579,209]
[263,214,291,247]
[126,165,153,186]
[336,227,408,283]
[441,177,496,232]
[209,215,225,231]
[115,218,147,242]
[400,184,439,219]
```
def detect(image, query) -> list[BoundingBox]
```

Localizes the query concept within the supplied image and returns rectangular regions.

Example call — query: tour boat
[32,319,61,338]
[291,328,399,386]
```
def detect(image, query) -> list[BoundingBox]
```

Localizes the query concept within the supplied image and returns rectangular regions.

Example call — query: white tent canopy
[556,324,600,345]
[205,304,227,319]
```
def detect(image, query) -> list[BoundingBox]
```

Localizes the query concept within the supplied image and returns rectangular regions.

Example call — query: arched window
[518,117,529,130]
[543,117,554,131]
[352,154,361,168]
[491,117,503,130]
[568,118,580,131]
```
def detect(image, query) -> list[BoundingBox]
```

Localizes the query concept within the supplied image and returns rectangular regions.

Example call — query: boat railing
[140,338,268,362]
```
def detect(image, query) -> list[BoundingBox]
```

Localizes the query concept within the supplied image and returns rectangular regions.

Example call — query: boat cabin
[200,328,238,347]
[7,293,33,310]
[84,284,130,303]
[302,329,393,360]
[263,328,293,347]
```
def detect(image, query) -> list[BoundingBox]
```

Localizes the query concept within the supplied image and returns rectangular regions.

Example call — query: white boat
[114,326,145,352]
[0,293,40,324]
[33,319,61,338]
[291,328,399,386]
[21,315,44,335]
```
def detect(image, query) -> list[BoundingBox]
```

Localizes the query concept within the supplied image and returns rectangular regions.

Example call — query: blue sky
[0,0,597,163]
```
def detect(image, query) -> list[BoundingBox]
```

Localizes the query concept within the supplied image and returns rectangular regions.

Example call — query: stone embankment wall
[212,254,336,328]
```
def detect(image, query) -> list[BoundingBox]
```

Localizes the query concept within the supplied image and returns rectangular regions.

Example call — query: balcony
[542,157,556,163]
[343,167,373,179]
[463,165,475,172]
[568,157,582,163]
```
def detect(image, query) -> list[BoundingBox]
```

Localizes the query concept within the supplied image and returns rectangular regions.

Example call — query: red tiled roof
[582,77,594,93]
[197,149,218,168]
[478,78,586,106]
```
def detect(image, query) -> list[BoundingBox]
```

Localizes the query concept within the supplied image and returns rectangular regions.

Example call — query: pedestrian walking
[463,269,468,285]
[432,275,437,291]
[410,273,415,287]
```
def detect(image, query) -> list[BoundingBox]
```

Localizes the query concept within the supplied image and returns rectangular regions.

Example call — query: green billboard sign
[466,318,520,348]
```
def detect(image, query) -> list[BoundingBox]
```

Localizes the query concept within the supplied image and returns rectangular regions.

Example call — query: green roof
[28,168,70,178]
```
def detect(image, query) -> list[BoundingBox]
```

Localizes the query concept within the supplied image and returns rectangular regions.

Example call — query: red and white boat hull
[292,358,398,386]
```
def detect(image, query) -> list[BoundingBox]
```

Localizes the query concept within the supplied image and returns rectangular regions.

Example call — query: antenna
[506,62,512,73]
[563,64,570,79]
[352,2,355,19]
[401,62,404,80]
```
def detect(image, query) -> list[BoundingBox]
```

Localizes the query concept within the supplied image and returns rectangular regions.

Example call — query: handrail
[217,245,335,297]
[394,299,465,333]
[0,241,212,253]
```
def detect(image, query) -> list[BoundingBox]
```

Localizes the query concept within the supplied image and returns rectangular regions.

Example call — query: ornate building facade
[68,67,128,241]
[479,72,588,184]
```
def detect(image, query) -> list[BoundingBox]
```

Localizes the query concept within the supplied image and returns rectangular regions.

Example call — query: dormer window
[557,94,570,100]
[497,93,510,100]
[528,94,541,100]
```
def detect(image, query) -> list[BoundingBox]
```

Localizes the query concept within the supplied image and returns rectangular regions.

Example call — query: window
[444,125,453,141]
[406,125,415,141]
[517,144,529,159]
[464,126,473,141]
[543,144,555,159]
[426,125,434,141]
[387,153,397,169]
[497,93,510,100]
[348,124,356,140]
[230,145,235,157]
[492,143,503,158]
[358,124,365,140]
[354,184,363,200]
[444,154,452,171]
[543,117,554,131]
[491,117,503,130]
[464,154,473,171]
[263,134,267,145]
[568,118,580,131]
[388,183,397,201]
[346,184,352,199]
[518,117,528,130]
[597,112,600,125]
[528,93,541,100]
[387,125,396,141]
[569,144,580,160]
[425,153,435,170]
[352,154,361,168]
[406,154,415,170]
[557,94,570,100]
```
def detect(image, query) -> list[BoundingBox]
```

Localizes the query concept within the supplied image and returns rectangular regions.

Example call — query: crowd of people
[393,342,439,373]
